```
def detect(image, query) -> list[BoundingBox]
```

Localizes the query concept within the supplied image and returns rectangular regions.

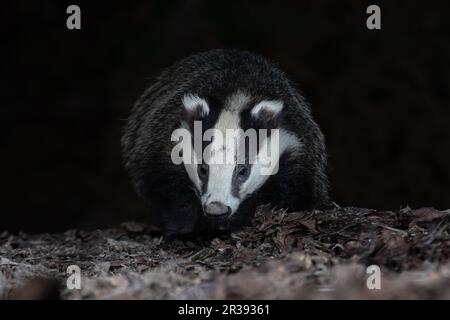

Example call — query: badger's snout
[204,201,231,216]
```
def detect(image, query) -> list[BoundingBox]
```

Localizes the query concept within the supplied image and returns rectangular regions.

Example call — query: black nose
[205,201,231,216]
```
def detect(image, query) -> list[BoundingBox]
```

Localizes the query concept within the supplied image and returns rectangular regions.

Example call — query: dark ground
[1,206,449,299]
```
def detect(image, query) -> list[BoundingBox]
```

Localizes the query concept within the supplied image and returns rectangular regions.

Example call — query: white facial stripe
[215,110,240,132]
[225,90,251,112]
[202,164,240,213]
[239,129,302,199]
[202,93,250,212]
[204,110,240,211]
[206,93,244,165]
[182,93,209,116]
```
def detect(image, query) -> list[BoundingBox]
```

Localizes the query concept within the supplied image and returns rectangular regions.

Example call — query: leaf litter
[0,206,449,299]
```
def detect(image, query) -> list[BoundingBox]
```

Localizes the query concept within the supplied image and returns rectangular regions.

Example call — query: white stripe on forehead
[203,91,250,212]
[225,90,251,112]
[207,91,250,160]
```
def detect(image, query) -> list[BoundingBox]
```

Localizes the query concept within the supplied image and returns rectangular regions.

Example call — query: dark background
[2,1,449,232]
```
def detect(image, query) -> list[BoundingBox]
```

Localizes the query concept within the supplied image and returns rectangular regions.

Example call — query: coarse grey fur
[121,49,329,239]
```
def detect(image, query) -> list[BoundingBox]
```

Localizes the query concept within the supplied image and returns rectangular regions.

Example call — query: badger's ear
[250,100,284,129]
[181,94,209,123]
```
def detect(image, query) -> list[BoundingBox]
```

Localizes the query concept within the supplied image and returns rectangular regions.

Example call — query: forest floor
[1,206,449,299]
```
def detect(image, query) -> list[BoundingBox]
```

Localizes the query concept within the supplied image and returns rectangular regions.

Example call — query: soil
[1,205,449,299]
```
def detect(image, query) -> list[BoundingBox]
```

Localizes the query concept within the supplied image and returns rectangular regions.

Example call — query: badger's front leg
[157,194,202,240]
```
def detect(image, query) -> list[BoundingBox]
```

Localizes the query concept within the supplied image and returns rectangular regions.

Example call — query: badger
[121,49,329,239]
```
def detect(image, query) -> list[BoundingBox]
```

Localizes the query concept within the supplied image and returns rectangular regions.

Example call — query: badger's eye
[236,164,250,181]
[197,163,209,180]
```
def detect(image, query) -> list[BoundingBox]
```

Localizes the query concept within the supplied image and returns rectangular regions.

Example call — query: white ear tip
[251,100,284,118]
[182,94,210,116]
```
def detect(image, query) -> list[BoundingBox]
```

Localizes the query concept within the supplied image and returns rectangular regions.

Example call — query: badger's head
[172,91,301,230]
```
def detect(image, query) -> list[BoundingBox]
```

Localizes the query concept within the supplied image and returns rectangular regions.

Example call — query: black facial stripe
[230,163,252,199]
[231,167,241,199]
[199,164,209,194]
